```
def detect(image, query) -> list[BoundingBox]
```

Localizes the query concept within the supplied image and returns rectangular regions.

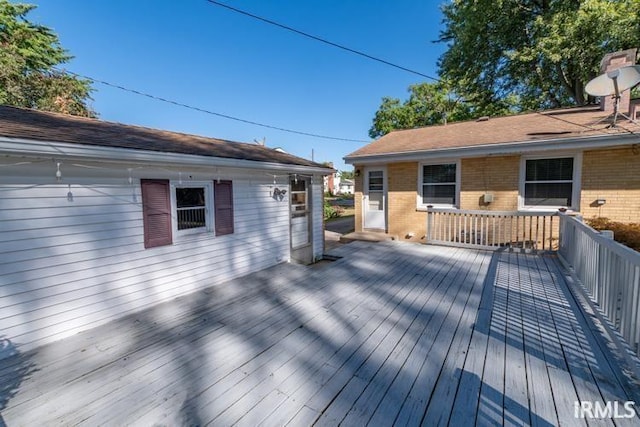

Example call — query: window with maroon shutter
[214,180,234,235]
[141,179,173,248]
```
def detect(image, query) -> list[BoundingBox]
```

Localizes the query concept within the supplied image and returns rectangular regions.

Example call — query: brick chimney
[599,48,637,114]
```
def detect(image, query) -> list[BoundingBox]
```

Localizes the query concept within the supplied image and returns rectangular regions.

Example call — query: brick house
[345,52,640,243]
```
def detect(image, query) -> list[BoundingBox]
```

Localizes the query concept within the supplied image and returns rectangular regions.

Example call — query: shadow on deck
[1,241,639,426]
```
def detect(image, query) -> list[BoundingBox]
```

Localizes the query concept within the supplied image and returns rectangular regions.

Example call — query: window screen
[524,158,573,207]
[422,164,456,205]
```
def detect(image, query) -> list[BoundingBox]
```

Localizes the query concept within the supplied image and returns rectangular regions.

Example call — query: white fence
[425,208,558,252]
[558,213,640,357]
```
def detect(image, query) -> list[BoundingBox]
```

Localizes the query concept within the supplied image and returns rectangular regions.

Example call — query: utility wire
[534,110,601,132]
[537,107,640,137]
[205,0,637,139]
[58,69,369,143]
[204,0,440,83]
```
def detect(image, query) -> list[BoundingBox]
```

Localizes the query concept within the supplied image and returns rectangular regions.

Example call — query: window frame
[170,181,214,237]
[518,153,582,211]
[417,159,461,209]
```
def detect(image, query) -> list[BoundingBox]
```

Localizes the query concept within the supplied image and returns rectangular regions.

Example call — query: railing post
[557,208,567,253]
[600,230,614,240]
[426,205,433,242]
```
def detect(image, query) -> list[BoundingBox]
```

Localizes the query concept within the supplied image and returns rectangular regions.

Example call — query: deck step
[340,231,398,243]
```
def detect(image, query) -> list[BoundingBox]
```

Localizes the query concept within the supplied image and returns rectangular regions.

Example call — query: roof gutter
[0,136,333,175]
[344,133,640,164]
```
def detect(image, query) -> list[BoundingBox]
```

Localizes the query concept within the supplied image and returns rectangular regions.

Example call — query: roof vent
[476,116,490,122]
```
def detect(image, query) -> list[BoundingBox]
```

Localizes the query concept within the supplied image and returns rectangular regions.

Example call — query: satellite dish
[585,65,640,96]
[585,65,640,127]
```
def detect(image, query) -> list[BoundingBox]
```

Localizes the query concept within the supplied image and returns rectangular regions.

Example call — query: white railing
[425,208,559,252]
[558,213,640,357]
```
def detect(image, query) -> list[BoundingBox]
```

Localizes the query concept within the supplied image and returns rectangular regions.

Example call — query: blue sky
[26,0,446,171]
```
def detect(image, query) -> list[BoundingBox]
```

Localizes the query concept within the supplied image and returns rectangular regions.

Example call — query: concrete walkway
[325,216,355,235]
[324,216,355,252]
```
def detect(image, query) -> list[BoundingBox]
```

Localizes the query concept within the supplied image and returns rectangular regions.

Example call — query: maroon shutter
[214,180,234,236]
[141,179,173,248]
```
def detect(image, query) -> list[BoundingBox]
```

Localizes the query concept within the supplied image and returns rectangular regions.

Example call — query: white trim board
[0,136,333,175]
[517,152,583,212]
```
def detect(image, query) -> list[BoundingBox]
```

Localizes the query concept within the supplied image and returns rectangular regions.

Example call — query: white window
[418,161,460,208]
[519,154,581,210]
[171,182,213,236]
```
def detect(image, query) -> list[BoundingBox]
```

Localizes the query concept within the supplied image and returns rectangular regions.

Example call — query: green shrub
[324,201,342,220]
[585,217,640,252]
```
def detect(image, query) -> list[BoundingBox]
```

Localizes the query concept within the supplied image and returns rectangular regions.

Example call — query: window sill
[518,206,577,214]
[416,205,458,212]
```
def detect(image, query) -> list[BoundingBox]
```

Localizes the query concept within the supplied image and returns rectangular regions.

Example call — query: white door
[363,168,386,230]
[290,176,313,264]
[290,176,310,249]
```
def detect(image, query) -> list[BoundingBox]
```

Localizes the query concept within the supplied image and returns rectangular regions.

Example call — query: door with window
[363,168,386,230]
[290,176,313,264]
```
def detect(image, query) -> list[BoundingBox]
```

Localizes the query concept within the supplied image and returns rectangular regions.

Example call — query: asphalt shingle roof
[0,105,330,169]
[346,105,640,159]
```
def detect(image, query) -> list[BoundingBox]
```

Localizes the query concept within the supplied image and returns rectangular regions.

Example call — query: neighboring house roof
[345,105,640,163]
[340,179,354,186]
[0,105,331,170]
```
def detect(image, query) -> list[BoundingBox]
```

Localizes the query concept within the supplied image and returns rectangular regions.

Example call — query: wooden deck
[1,241,639,426]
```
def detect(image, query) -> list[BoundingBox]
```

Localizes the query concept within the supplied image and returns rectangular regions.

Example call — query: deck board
[396,250,487,426]
[503,252,533,427]
[520,253,559,427]
[1,242,639,426]
[346,249,474,426]
[320,249,478,426]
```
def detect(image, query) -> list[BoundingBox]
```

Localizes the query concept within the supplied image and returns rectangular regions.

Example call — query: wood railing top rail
[559,212,640,265]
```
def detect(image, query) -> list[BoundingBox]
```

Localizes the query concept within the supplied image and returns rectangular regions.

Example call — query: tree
[438,0,640,112]
[369,81,474,138]
[0,1,95,116]
[339,170,354,180]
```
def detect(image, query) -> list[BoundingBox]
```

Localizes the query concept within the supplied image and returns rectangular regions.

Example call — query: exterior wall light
[273,187,287,201]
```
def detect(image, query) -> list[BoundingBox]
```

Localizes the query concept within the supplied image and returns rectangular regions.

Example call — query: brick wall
[354,157,523,242]
[581,146,640,223]
[351,147,639,243]
[459,156,520,210]
[387,162,425,241]
[353,165,364,232]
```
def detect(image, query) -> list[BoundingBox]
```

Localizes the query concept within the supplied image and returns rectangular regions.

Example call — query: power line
[58,69,369,143]
[206,0,636,137]
[536,109,640,145]
[204,0,440,83]
[534,110,600,132]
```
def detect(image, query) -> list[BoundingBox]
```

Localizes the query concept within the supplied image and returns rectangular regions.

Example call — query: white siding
[0,162,295,354]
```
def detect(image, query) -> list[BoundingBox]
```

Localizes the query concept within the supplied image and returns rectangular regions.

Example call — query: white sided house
[0,106,332,355]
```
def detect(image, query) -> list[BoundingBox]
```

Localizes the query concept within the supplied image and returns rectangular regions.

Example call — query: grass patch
[324,198,355,221]
[324,200,342,220]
